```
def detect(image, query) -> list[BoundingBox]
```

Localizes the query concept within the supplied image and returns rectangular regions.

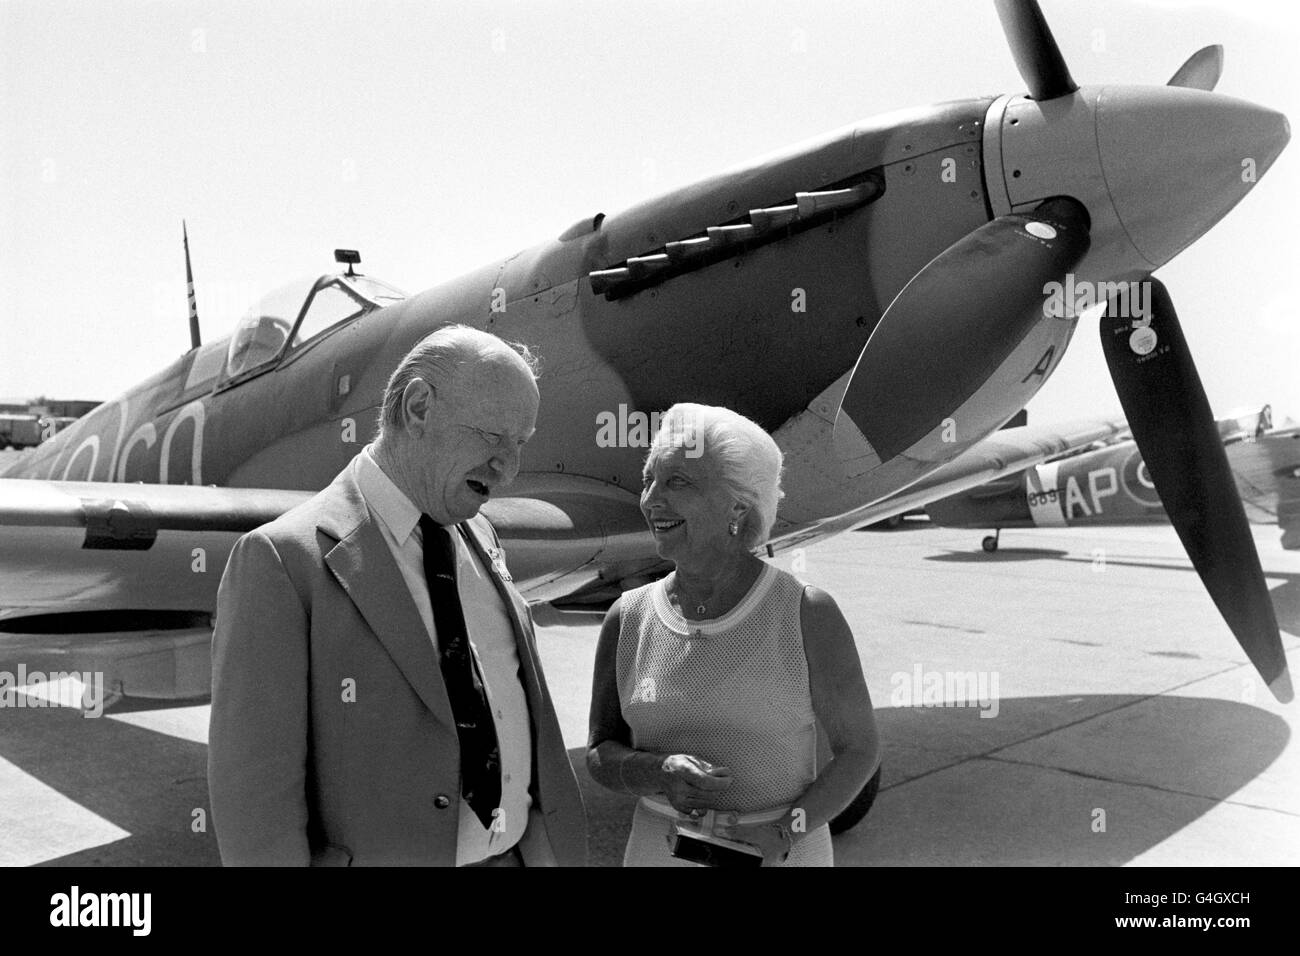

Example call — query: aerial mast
[183,220,201,350]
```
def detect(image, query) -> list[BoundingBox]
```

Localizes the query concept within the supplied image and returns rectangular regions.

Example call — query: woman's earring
[728,520,739,536]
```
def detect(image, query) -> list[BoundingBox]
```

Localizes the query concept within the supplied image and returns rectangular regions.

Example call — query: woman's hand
[715,821,792,864]
[659,754,733,812]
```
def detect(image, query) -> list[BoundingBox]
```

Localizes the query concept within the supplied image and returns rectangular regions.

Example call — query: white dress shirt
[352,447,532,865]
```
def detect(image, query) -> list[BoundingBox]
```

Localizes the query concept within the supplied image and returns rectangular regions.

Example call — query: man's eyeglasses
[454,422,529,450]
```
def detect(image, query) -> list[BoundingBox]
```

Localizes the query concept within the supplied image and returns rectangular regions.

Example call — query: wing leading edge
[0,474,650,701]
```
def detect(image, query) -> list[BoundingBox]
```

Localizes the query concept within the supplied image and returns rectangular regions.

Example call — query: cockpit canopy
[224,273,406,381]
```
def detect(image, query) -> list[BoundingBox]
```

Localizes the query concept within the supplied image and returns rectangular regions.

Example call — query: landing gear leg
[981,529,1000,553]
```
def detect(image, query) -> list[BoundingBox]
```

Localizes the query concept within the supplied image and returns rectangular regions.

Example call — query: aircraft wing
[0,473,651,700]
[1222,425,1300,549]
[0,472,655,613]
[1,418,1129,702]
[0,478,315,621]
[480,476,654,602]
[813,415,1129,535]
[1282,510,1300,551]
[0,478,315,701]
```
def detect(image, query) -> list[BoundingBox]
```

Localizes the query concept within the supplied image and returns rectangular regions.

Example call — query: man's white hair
[647,402,784,548]
[378,324,539,435]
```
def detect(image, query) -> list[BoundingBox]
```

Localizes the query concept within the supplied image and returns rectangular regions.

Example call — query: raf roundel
[1119,447,1163,508]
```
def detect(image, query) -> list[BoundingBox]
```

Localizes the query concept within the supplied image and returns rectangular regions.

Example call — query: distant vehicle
[0,414,76,450]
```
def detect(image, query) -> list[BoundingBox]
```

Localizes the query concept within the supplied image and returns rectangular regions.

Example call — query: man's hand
[658,754,733,813]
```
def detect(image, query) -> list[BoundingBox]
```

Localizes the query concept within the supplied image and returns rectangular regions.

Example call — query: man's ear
[403,378,435,437]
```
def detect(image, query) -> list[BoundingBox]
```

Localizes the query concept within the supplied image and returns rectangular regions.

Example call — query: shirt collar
[354,445,423,547]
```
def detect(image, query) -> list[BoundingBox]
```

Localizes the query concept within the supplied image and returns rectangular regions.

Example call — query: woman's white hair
[647,403,784,548]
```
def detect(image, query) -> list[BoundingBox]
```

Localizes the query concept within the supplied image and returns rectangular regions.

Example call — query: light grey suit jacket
[207,460,587,866]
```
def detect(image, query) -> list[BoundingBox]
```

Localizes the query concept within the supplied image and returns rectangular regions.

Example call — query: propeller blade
[1167,44,1224,91]
[835,196,1090,468]
[994,0,1079,100]
[1100,278,1292,701]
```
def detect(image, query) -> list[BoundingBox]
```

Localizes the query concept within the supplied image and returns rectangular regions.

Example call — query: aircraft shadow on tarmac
[0,702,219,866]
[0,691,1285,866]
[926,547,1071,563]
[577,696,1291,866]
[1045,560,1300,638]
[856,518,934,534]
[1267,576,1300,637]
[926,552,1300,637]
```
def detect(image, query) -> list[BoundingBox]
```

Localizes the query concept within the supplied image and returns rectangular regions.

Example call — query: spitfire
[0,1,1291,704]
[929,406,1300,539]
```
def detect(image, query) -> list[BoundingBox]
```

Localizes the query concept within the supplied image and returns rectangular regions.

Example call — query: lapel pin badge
[487,547,513,581]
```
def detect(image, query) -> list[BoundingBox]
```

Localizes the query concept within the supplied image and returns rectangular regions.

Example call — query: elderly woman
[587,403,879,866]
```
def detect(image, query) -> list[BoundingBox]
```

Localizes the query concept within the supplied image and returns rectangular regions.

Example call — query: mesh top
[616,563,817,814]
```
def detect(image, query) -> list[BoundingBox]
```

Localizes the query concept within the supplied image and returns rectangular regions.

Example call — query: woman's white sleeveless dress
[616,562,833,867]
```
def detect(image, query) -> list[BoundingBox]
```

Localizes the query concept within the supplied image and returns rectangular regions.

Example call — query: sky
[2,0,1298,427]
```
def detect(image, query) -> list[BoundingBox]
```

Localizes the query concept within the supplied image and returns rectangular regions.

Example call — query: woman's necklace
[678,580,720,618]
[674,561,752,621]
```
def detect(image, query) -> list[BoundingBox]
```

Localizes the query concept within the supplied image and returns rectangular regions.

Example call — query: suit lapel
[319,464,455,729]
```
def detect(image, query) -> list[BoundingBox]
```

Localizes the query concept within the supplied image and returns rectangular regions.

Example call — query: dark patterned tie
[419,516,502,828]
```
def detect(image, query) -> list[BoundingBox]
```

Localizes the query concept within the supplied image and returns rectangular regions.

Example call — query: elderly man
[208,324,586,866]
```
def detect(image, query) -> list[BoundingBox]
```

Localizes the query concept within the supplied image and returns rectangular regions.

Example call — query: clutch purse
[669,824,763,867]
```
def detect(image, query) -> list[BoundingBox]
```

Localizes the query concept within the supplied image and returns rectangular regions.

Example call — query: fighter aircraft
[927,405,1300,552]
[0,1,1292,707]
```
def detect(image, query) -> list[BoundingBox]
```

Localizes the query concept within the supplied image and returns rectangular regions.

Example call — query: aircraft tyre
[982,535,999,553]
